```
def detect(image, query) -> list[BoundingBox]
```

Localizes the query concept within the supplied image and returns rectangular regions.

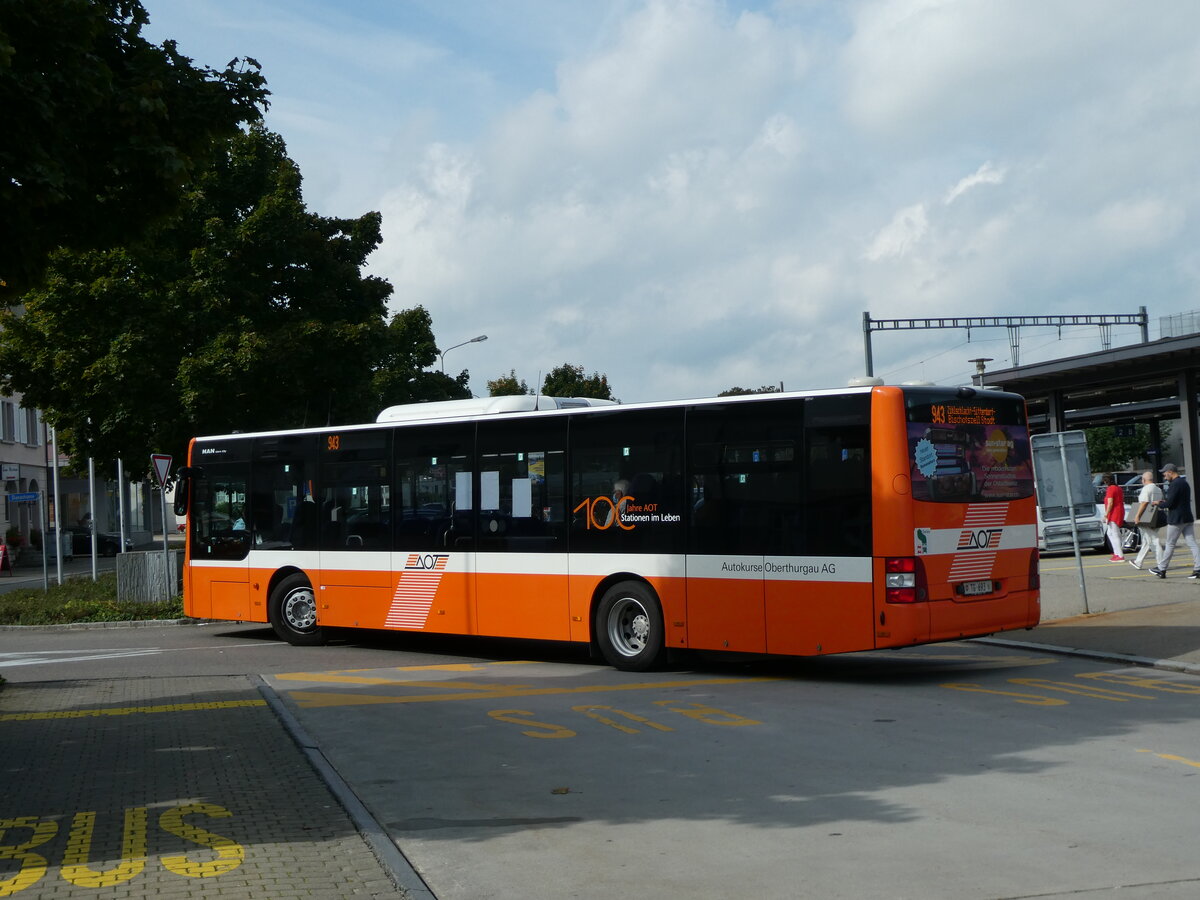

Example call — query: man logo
[957,529,1002,551]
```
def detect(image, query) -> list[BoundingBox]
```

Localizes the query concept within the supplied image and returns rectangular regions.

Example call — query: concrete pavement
[1,549,1198,898]
[987,549,1200,672]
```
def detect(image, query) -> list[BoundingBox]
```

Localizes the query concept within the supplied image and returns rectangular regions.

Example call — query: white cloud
[865,204,930,262]
[945,162,1006,205]
[148,0,1200,396]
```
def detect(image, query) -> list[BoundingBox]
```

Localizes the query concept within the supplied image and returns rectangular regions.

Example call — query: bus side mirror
[173,467,198,517]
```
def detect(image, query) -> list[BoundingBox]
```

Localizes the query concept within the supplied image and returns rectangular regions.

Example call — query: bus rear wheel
[269,574,326,646]
[595,581,665,672]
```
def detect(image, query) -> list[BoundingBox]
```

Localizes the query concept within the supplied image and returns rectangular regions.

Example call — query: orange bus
[174,384,1039,670]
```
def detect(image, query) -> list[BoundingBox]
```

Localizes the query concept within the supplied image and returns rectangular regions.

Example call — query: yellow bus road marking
[0,803,243,895]
[887,652,1055,665]
[1006,677,1156,701]
[311,661,535,676]
[273,672,535,690]
[869,655,1057,671]
[288,676,781,708]
[1137,749,1200,769]
[1077,671,1200,694]
[0,699,266,723]
[940,683,1068,705]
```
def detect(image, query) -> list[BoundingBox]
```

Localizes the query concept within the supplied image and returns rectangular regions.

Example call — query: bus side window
[394,425,473,552]
[685,401,806,557]
[803,395,871,556]
[190,465,250,561]
[568,407,685,554]
[251,434,316,552]
[320,462,390,551]
[478,420,567,553]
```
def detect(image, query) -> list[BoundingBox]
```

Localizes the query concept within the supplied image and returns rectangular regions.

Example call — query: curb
[974,636,1200,676]
[252,675,435,899]
[0,618,217,632]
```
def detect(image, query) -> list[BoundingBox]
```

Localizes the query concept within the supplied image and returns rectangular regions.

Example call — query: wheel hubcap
[283,588,316,631]
[607,596,650,657]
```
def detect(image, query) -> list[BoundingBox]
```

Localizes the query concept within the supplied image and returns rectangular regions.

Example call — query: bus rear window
[905,392,1034,503]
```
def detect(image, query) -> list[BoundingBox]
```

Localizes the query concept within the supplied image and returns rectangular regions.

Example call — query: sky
[142,0,1200,402]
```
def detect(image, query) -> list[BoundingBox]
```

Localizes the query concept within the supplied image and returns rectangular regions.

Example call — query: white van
[1036,498,1107,553]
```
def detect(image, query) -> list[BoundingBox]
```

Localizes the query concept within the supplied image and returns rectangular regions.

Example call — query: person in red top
[1101,473,1126,561]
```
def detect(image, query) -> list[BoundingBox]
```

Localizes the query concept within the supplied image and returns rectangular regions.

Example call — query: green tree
[0,127,398,467]
[488,370,532,396]
[0,0,269,302]
[1084,424,1166,473]
[718,385,783,396]
[541,364,616,401]
[373,306,470,408]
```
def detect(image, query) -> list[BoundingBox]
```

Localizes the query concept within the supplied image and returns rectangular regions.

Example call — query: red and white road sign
[151,454,172,487]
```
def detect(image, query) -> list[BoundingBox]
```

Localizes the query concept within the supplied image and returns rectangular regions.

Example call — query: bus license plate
[959,580,994,597]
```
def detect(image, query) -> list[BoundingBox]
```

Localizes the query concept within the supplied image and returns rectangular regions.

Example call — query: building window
[23,408,39,446]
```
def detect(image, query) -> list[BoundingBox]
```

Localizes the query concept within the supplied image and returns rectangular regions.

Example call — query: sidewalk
[0,675,405,898]
[986,550,1200,672]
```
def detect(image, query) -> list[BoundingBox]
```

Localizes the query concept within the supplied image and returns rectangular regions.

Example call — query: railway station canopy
[981,332,1200,477]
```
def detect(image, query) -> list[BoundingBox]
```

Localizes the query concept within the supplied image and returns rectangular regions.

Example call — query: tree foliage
[541,364,616,401]
[0,127,457,469]
[488,370,532,397]
[1084,423,1168,474]
[374,307,471,407]
[718,385,783,396]
[0,0,268,302]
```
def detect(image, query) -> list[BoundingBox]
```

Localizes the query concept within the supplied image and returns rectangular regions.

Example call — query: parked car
[1092,471,1139,503]
[63,525,133,557]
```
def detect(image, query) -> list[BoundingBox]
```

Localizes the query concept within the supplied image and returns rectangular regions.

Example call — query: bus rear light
[1028,549,1040,590]
[885,557,927,604]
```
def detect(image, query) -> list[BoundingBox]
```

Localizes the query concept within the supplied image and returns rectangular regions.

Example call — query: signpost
[151,455,172,594]
[6,491,42,587]
[1031,431,1092,613]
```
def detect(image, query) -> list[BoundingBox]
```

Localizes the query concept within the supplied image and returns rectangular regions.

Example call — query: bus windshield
[905,390,1034,503]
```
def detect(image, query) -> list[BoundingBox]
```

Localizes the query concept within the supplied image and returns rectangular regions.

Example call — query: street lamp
[968,357,994,386]
[440,334,488,373]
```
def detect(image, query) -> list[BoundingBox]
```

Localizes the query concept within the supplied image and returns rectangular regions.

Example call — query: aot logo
[957,528,1002,550]
[404,553,448,571]
[386,554,450,629]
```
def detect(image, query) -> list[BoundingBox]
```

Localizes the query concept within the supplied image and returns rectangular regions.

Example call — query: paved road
[3,624,1198,899]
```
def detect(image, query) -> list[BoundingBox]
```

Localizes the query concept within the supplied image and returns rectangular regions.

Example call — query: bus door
[685,405,772,653]
[391,425,475,634]
[765,397,874,657]
[475,419,569,640]
[316,430,392,627]
[186,440,253,621]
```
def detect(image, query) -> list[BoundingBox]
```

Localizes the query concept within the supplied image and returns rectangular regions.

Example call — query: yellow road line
[316,662,534,675]
[1137,749,1200,769]
[288,676,781,708]
[0,699,266,722]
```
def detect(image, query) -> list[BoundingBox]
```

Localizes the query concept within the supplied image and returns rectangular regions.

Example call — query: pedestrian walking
[1129,470,1164,571]
[1149,463,1200,578]
[1101,473,1126,561]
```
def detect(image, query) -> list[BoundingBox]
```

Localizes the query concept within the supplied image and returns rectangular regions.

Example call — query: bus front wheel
[595,582,665,672]
[269,574,326,646]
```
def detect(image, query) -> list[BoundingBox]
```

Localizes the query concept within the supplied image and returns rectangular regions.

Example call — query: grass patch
[0,572,183,626]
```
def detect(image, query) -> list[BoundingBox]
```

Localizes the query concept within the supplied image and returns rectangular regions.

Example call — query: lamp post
[968,357,993,386]
[440,334,488,373]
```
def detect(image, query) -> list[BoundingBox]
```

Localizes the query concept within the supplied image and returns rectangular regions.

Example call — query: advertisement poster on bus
[908,402,1034,503]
